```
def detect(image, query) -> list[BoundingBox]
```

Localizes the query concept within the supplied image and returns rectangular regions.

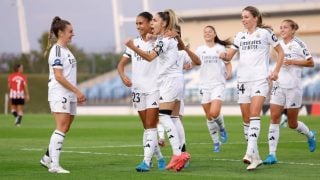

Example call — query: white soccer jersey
[153,36,181,79]
[178,50,192,73]
[123,37,158,94]
[277,38,312,88]
[196,44,227,89]
[232,28,279,82]
[48,44,77,102]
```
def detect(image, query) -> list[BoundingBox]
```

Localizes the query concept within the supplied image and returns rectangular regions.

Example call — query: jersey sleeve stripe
[56,45,61,57]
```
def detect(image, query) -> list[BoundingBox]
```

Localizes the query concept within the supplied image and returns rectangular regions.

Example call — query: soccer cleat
[166,152,190,171]
[308,131,316,152]
[166,155,180,170]
[246,158,263,171]
[173,152,191,172]
[263,154,277,165]
[242,154,252,164]
[135,161,150,172]
[48,166,70,173]
[157,158,166,170]
[220,128,228,143]
[40,157,51,169]
[213,142,220,153]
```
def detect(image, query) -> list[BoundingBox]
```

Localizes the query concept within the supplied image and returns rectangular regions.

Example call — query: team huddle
[7,5,315,174]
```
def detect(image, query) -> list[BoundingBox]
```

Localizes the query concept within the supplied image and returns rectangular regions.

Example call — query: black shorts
[11,98,25,105]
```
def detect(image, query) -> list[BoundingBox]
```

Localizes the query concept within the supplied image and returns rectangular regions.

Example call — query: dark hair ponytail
[44,16,70,57]
[243,6,272,30]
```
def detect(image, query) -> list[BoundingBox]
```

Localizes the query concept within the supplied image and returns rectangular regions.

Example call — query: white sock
[154,144,164,160]
[159,114,181,155]
[268,123,279,156]
[213,115,225,130]
[246,118,261,158]
[143,128,158,165]
[172,116,186,147]
[157,123,165,140]
[243,122,249,141]
[295,121,312,138]
[49,130,65,167]
[207,119,219,144]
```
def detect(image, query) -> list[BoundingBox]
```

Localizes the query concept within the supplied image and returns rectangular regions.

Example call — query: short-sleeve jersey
[277,38,312,88]
[123,37,158,94]
[178,50,192,73]
[196,44,227,89]
[8,72,27,99]
[153,36,181,79]
[48,44,77,102]
[232,28,279,82]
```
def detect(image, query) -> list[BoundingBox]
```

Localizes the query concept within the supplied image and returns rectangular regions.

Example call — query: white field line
[41,140,307,149]
[21,140,320,167]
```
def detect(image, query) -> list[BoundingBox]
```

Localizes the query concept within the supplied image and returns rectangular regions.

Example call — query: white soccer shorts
[237,78,269,104]
[132,91,159,111]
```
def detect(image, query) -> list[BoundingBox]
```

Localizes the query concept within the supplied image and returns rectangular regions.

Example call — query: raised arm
[125,38,157,62]
[176,36,201,65]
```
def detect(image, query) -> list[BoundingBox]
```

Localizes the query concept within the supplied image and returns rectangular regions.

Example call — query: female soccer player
[125,9,190,172]
[117,11,166,172]
[195,25,232,152]
[157,25,201,165]
[8,64,30,126]
[263,19,316,165]
[220,6,284,170]
[40,16,86,174]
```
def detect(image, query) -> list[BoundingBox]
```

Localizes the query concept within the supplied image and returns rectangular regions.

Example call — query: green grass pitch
[0,114,319,179]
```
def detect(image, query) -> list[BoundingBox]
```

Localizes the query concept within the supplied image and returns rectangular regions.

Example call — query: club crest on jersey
[288,45,292,50]
[303,49,310,56]
[271,34,278,42]
[53,59,62,66]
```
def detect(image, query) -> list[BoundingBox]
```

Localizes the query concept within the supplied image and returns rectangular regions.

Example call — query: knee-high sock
[207,120,219,144]
[295,121,312,138]
[49,130,65,167]
[243,122,249,142]
[213,115,225,130]
[246,118,261,158]
[172,116,186,148]
[154,143,164,160]
[157,123,165,140]
[268,123,279,156]
[144,128,164,160]
[143,128,158,165]
[159,114,181,155]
